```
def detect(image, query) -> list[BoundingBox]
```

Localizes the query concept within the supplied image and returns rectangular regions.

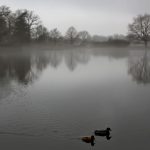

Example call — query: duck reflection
[128,49,150,84]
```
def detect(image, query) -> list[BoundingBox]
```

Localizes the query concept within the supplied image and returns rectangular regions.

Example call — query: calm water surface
[0,47,150,150]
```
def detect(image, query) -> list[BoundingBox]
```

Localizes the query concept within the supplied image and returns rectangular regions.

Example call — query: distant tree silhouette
[0,5,11,17]
[7,13,16,38]
[13,10,30,43]
[78,31,90,44]
[25,10,40,39]
[0,16,7,43]
[128,14,150,47]
[0,6,41,44]
[65,26,78,44]
[49,28,61,44]
[107,34,129,46]
[35,25,49,42]
[0,6,11,44]
[0,5,140,47]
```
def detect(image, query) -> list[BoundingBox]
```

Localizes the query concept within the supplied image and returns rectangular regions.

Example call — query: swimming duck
[94,128,111,137]
[81,135,95,144]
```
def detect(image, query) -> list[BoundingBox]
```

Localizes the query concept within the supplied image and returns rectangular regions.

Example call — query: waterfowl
[81,135,95,144]
[94,128,111,137]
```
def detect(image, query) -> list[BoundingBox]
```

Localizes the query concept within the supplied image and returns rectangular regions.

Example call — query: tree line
[0,5,92,45]
[0,5,150,46]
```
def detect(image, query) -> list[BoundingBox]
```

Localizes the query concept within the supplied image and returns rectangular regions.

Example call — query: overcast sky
[1,0,150,35]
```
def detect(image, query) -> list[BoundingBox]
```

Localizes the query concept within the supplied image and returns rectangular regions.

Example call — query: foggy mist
[0,1,150,150]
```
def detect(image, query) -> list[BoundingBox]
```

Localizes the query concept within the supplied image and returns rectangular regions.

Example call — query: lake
[0,46,150,150]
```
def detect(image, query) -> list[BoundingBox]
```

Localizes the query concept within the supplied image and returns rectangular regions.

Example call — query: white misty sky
[0,0,150,35]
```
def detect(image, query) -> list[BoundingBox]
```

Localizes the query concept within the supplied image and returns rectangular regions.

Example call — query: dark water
[0,47,150,150]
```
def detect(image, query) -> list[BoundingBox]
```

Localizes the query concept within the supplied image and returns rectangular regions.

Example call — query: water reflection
[64,50,90,71]
[0,48,150,150]
[1,48,149,86]
[0,54,39,85]
[0,50,92,85]
[128,49,150,84]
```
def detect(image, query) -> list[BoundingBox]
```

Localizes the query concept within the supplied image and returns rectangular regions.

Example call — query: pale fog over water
[0,47,150,150]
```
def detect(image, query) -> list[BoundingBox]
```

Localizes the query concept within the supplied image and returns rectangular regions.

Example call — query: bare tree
[25,10,40,39]
[25,11,40,29]
[65,26,78,44]
[78,31,90,44]
[0,5,11,17]
[0,6,11,31]
[128,14,150,47]
[49,28,61,43]
[34,25,49,42]
[13,11,31,43]
[15,9,40,40]
[0,6,16,43]
[26,11,39,26]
